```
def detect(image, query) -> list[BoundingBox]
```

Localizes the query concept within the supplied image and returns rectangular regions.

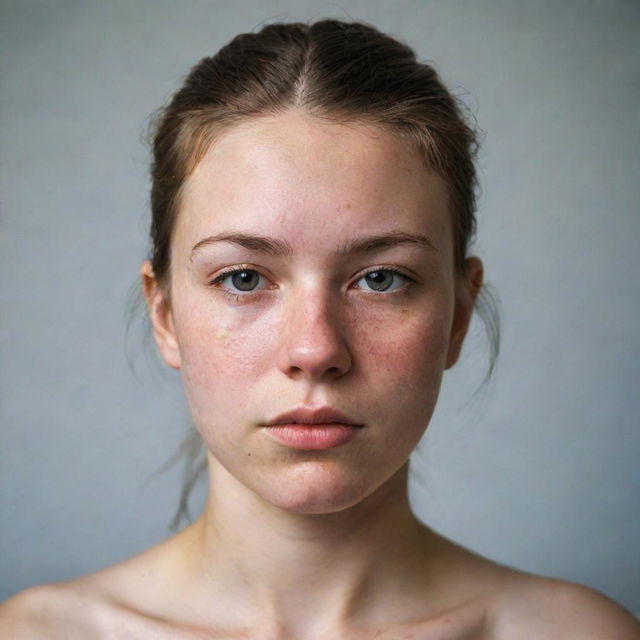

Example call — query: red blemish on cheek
[353,310,413,370]
[352,302,450,384]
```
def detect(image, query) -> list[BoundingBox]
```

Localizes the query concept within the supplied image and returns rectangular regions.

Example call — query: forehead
[176,110,452,248]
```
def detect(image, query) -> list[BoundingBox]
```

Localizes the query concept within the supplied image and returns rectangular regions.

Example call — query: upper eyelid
[211,264,413,278]
[210,264,270,282]
[209,266,272,290]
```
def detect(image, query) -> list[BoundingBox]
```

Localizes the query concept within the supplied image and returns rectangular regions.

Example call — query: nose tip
[277,297,352,381]
[284,344,351,380]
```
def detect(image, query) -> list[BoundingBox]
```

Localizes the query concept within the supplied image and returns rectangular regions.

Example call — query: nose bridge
[278,281,351,380]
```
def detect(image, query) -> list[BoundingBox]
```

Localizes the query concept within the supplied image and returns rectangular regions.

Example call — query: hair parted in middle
[149,20,479,288]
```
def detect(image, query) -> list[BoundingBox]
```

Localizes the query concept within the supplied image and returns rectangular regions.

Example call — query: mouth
[262,406,363,450]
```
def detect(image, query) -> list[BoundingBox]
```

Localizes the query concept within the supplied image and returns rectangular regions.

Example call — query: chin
[254,461,375,515]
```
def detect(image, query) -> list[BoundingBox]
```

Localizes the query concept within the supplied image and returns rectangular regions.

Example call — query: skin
[1,110,638,639]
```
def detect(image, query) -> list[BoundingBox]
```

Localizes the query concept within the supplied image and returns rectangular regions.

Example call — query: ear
[445,256,483,369]
[140,261,181,369]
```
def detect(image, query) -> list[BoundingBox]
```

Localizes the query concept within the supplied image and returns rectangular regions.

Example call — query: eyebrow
[190,230,437,260]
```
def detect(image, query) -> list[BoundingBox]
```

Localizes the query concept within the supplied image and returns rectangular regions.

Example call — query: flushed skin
[1,112,638,639]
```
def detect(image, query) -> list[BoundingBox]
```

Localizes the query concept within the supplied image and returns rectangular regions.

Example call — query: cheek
[180,331,252,392]
[172,296,279,426]
[352,298,452,380]
[347,299,453,437]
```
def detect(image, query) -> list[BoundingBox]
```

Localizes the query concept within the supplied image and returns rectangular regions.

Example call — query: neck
[180,454,437,638]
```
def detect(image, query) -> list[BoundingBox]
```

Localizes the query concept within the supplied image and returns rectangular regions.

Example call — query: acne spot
[215,330,228,339]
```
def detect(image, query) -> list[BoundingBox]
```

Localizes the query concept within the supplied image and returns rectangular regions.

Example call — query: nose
[276,288,352,381]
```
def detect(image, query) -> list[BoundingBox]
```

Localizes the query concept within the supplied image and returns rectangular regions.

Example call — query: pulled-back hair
[150,20,479,286]
[145,19,499,528]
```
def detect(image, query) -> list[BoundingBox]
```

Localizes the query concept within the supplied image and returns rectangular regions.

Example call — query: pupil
[366,271,391,291]
[232,270,259,291]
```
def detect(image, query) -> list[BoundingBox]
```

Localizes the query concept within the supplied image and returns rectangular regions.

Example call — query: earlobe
[445,257,484,369]
[140,261,181,369]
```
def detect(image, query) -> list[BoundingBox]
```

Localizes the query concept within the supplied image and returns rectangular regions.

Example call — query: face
[143,110,481,514]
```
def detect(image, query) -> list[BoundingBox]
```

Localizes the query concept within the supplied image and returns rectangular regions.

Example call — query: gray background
[2,0,639,614]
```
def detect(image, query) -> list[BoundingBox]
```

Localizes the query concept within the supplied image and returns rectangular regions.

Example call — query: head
[141,20,493,516]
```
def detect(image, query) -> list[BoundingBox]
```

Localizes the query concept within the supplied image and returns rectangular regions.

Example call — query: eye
[210,267,269,294]
[355,268,412,293]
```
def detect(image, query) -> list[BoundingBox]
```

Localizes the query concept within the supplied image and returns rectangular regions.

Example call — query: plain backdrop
[1,0,639,613]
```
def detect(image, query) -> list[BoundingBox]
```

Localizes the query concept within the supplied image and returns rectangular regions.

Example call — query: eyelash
[208,265,416,302]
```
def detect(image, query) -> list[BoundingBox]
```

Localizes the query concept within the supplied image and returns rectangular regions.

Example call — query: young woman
[2,19,638,639]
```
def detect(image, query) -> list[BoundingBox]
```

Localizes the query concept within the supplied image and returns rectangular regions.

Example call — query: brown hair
[150,19,479,285]
[145,19,499,528]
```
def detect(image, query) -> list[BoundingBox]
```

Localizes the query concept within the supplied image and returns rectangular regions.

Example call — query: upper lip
[265,406,363,427]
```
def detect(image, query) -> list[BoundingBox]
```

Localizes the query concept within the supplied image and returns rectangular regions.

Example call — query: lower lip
[264,424,362,450]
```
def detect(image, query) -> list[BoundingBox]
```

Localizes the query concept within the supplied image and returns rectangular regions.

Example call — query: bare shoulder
[415,531,638,639]
[492,574,640,639]
[0,570,175,640]
[0,542,170,639]
[0,582,107,639]
[0,528,205,639]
